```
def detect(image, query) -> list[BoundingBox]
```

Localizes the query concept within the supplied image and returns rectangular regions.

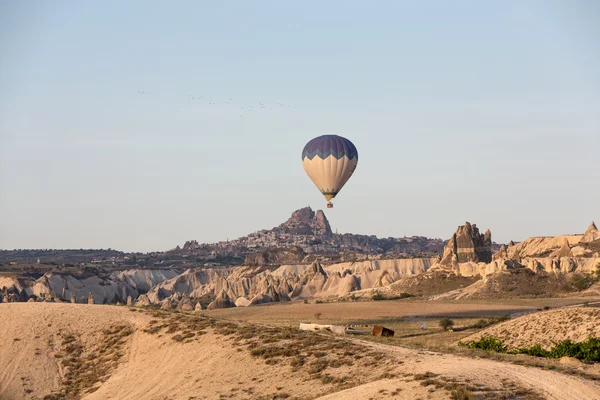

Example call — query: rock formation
[206,290,236,310]
[160,299,172,310]
[234,297,250,307]
[134,294,151,307]
[194,302,203,311]
[70,295,76,304]
[177,295,194,311]
[440,222,492,266]
[126,295,132,307]
[581,222,600,244]
[278,207,332,237]
[87,292,95,305]
[551,238,573,258]
[493,245,507,260]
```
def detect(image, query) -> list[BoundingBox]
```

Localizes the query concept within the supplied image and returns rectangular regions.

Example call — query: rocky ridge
[2,221,599,308]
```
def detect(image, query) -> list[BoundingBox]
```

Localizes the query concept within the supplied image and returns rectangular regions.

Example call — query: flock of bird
[138,90,290,116]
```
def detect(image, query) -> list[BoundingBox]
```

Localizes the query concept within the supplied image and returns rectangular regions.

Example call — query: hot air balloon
[301,134,358,208]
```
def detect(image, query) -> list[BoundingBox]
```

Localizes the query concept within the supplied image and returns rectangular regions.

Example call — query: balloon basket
[327,202,333,208]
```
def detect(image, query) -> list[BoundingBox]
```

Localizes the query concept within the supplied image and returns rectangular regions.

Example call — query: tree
[439,318,454,331]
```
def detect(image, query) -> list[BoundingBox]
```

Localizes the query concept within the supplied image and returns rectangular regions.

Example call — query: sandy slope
[1,303,600,400]
[461,307,600,350]
[0,303,149,399]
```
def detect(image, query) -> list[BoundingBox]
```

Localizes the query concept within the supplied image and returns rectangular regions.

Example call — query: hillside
[174,206,447,262]
[461,307,600,350]
[2,303,600,400]
[1,207,447,270]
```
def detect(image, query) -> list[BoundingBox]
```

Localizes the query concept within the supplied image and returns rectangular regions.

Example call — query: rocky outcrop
[244,246,306,266]
[440,222,492,266]
[146,268,231,303]
[493,245,507,261]
[278,207,332,237]
[160,299,173,310]
[87,292,95,305]
[206,290,236,310]
[177,295,194,311]
[551,238,573,258]
[126,296,132,307]
[581,222,600,244]
[235,297,250,307]
[194,302,203,311]
[507,235,583,261]
[112,269,180,292]
[29,272,138,305]
[134,294,151,307]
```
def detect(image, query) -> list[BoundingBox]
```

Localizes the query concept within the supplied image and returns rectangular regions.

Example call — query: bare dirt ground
[1,302,599,400]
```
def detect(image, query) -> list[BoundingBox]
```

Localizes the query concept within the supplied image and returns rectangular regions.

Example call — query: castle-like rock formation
[440,222,492,266]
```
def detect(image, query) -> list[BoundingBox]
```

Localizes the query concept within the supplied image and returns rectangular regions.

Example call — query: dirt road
[316,338,600,400]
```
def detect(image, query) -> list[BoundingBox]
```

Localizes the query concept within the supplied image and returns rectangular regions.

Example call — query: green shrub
[513,343,550,358]
[570,273,594,291]
[371,292,385,301]
[495,315,510,323]
[459,336,600,362]
[459,335,507,352]
[439,318,454,331]
[549,337,600,362]
[472,319,489,329]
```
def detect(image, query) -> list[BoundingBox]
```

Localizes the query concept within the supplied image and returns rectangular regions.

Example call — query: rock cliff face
[440,222,492,266]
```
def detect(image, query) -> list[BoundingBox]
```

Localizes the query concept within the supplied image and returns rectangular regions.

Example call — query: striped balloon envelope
[301,134,358,208]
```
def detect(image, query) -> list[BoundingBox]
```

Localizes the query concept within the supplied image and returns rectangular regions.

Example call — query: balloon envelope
[301,135,358,202]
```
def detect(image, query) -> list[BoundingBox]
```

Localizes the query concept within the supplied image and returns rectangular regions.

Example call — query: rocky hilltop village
[174,207,447,265]
[0,207,445,268]
[2,219,599,308]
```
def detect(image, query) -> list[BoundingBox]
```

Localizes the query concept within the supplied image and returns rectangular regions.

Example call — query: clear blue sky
[1,1,598,252]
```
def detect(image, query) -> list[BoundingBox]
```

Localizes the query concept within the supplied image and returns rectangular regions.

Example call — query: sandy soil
[461,307,600,350]
[1,303,600,400]
[339,339,600,400]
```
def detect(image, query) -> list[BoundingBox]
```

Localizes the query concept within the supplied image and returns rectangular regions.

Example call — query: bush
[495,315,510,323]
[388,292,413,300]
[372,292,412,301]
[459,336,600,362]
[371,292,385,301]
[513,343,549,358]
[570,273,594,291]
[549,338,600,362]
[472,319,489,329]
[439,318,454,331]
[459,335,508,353]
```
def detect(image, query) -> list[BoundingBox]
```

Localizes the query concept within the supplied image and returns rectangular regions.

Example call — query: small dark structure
[372,325,394,337]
